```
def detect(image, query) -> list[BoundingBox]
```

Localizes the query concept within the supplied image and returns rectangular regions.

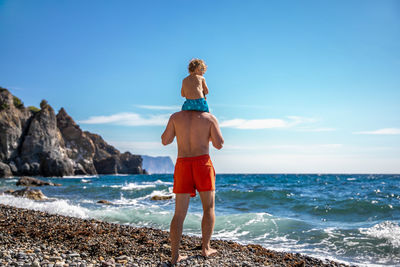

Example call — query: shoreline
[0,204,355,267]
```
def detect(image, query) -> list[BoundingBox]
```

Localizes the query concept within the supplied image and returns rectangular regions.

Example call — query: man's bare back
[161,110,223,157]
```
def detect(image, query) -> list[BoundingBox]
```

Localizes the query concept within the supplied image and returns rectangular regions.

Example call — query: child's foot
[171,255,188,265]
[202,247,217,257]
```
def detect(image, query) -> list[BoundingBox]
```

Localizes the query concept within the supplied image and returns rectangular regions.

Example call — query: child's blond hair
[188,58,207,74]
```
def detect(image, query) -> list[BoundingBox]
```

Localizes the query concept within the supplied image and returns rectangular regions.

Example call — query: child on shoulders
[181,59,210,112]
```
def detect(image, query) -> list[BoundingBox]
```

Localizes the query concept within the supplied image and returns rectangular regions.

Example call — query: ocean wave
[292,198,400,218]
[103,180,172,190]
[111,194,141,206]
[59,175,99,179]
[2,178,18,183]
[121,183,156,190]
[104,182,160,190]
[0,194,89,218]
[146,190,175,203]
[142,180,173,186]
[88,205,173,228]
[359,221,400,248]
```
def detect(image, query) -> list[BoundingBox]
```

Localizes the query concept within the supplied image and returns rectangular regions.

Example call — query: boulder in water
[6,187,47,200]
[97,200,112,205]
[0,162,12,178]
[16,176,61,186]
[151,195,173,201]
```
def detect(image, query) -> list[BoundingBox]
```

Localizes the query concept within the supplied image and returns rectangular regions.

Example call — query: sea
[1,174,399,267]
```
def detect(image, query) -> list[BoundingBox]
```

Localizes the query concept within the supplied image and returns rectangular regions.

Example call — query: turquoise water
[1,174,399,266]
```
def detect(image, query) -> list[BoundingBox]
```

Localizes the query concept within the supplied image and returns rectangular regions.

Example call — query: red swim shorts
[173,154,216,197]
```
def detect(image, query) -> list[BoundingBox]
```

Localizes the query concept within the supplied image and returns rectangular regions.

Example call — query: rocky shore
[0,204,355,267]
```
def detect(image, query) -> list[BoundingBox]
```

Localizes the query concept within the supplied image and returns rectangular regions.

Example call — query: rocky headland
[0,87,145,177]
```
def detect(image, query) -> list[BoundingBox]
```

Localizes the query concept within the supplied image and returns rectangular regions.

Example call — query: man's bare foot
[202,247,217,257]
[171,255,188,265]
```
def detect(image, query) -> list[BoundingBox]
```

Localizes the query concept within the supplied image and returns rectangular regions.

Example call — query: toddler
[181,58,209,112]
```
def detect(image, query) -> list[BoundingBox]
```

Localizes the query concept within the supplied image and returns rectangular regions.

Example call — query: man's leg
[199,191,217,257]
[170,193,190,264]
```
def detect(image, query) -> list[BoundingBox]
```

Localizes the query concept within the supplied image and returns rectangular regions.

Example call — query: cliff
[0,87,144,177]
[142,155,174,174]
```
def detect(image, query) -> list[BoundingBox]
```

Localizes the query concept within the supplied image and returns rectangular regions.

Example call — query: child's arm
[181,81,185,98]
[202,77,209,99]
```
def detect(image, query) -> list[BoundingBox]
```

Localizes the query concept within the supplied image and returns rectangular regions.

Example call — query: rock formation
[4,187,47,200]
[18,101,74,176]
[16,177,61,186]
[56,108,97,175]
[0,87,145,177]
[0,162,12,177]
[86,132,143,175]
[97,200,113,205]
[150,195,173,201]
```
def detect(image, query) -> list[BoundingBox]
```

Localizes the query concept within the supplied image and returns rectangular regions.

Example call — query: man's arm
[210,115,224,150]
[161,115,176,145]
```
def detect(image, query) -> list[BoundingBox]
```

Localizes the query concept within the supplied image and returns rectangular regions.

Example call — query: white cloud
[80,112,317,131]
[135,105,180,111]
[286,116,317,124]
[79,112,169,126]
[220,118,288,129]
[220,116,315,129]
[223,143,343,151]
[354,128,400,135]
[110,141,164,150]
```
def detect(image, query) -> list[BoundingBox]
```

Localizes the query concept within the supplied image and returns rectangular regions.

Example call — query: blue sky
[1,0,399,173]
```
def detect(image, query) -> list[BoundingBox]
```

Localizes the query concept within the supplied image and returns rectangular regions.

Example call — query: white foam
[103,180,172,190]
[110,193,142,206]
[112,197,140,206]
[359,221,400,248]
[80,199,95,204]
[121,183,156,190]
[61,175,98,179]
[149,190,174,198]
[143,180,173,186]
[0,194,89,219]
[3,179,18,183]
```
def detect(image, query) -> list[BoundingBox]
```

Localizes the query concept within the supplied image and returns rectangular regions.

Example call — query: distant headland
[0,87,173,178]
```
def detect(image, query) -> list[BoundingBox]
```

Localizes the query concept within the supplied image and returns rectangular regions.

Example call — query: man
[161,110,224,264]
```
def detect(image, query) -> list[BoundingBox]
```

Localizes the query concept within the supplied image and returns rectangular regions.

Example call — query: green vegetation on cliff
[28,106,40,113]
[13,96,24,109]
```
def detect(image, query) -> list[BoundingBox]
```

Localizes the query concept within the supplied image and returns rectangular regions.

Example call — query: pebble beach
[0,204,354,267]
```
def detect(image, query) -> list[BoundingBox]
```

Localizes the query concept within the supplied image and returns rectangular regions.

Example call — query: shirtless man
[161,110,224,264]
